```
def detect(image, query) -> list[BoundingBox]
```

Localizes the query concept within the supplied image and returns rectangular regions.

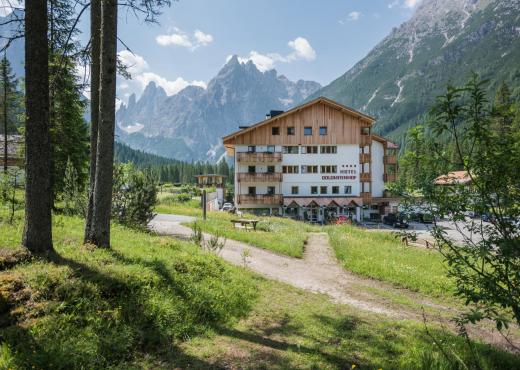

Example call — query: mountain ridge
[310,0,520,142]
[116,56,321,161]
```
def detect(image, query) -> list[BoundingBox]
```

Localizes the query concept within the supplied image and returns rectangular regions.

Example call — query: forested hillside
[114,142,233,184]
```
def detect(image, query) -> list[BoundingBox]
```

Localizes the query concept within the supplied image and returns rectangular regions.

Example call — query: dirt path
[149,215,519,351]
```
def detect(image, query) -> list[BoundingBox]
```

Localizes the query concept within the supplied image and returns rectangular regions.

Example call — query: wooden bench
[230,219,259,231]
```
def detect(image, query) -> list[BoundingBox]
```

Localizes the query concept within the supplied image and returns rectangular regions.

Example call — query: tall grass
[326,225,454,297]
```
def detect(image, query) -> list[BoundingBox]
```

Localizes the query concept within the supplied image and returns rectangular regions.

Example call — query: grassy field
[1,208,519,368]
[0,212,257,369]
[326,225,454,297]
[156,195,317,257]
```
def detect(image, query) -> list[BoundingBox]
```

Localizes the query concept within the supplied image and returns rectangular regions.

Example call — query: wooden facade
[223,97,374,154]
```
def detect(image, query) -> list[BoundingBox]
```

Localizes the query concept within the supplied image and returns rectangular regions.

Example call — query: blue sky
[108,0,422,101]
[0,0,421,101]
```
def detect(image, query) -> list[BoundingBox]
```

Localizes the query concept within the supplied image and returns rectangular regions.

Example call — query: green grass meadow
[326,225,454,297]
[0,203,518,368]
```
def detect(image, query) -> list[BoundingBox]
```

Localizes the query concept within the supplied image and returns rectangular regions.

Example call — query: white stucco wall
[371,141,385,197]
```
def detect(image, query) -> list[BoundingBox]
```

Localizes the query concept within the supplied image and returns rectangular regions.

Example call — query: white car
[221,203,234,211]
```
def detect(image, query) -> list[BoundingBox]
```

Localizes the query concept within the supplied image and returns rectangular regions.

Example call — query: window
[282,165,299,174]
[301,146,318,154]
[291,186,299,195]
[332,186,339,194]
[344,185,352,195]
[304,127,312,136]
[311,186,318,195]
[301,165,318,174]
[247,146,256,153]
[320,165,337,174]
[287,127,295,135]
[248,166,256,173]
[272,127,280,135]
[283,146,299,154]
[248,187,256,195]
[319,126,328,135]
[267,166,275,173]
[266,145,275,153]
[267,186,275,195]
[320,186,328,194]
[320,146,337,154]
[361,127,370,135]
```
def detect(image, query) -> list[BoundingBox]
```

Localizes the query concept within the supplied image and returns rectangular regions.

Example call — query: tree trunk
[23,1,53,252]
[84,0,101,243]
[89,0,117,247]
[2,57,7,175]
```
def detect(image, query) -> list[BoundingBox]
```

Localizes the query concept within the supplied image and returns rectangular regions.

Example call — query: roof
[222,96,376,143]
[372,134,399,149]
[434,171,472,185]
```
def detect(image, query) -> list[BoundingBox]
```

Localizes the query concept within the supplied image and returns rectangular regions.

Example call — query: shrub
[112,164,158,228]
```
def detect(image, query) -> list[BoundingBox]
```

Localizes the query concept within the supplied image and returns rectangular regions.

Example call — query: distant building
[195,174,226,208]
[434,171,472,186]
[0,134,24,168]
[222,97,400,222]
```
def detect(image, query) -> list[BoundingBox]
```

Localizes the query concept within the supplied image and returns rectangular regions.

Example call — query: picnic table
[231,219,259,231]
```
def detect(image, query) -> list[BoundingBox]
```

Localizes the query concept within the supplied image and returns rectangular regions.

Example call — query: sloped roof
[222,96,375,143]
[434,171,472,185]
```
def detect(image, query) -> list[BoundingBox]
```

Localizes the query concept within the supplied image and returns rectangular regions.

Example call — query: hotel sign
[322,175,356,180]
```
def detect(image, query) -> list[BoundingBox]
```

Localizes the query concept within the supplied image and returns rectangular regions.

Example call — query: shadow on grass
[0,249,227,369]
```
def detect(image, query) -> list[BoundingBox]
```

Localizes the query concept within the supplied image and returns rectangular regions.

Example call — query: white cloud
[117,50,206,100]
[231,37,316,72]
[156,27,214,50]
[0,0,23,17]
[404,0,421,8]
[194,30,213,46]
[287,37,316,61]
[118,50,149,74]
[134,72,206,96]
[388,0,421,9]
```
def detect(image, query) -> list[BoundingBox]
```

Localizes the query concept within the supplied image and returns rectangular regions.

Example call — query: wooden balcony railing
[359,153,371,163]
[237,172,283,182]
[360,172,371,182]
[359,135,371,146]
[361,192,372,204]
[237,194,283,205]
[384,155,397,165]
[236,152,283,163]
[383,173,397,182]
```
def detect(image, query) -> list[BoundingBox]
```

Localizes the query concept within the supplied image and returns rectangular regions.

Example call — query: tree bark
[23,1,53,252]
[89,0,117,247]
[84,0,101,243]
[2,56,7,174]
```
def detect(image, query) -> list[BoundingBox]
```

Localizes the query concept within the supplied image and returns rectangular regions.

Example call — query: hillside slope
[312,0,520,143]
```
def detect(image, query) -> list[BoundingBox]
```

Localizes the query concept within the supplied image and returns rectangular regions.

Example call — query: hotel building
[222,97,399,222]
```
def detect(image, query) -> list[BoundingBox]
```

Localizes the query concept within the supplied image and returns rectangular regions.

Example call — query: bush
[112,164,158,228]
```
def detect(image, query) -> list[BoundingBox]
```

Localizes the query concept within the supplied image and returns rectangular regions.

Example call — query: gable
[222,98,373,149]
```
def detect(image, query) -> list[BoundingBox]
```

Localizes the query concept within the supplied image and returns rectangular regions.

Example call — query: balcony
[237,152,282,163]
[359,153,371,163]
[237,194,283,205]
[237,172,283,182]
[384,155,397,165]
[361,192,372,204]
[360,135,371,146]
[383,173,397,182]
[360,173,371,182]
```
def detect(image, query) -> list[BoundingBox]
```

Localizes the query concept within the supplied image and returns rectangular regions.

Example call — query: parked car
[221,202,234,211]
[383,213,409,229]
